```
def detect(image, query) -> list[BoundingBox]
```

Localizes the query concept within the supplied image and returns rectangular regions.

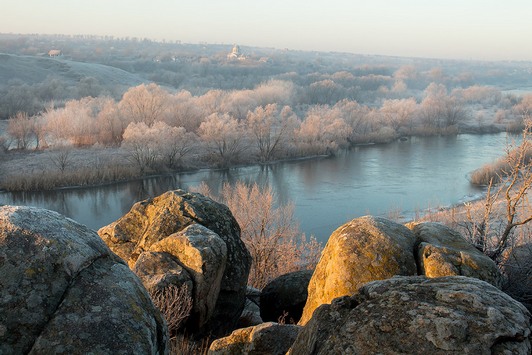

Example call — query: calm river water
[0,133,512,243]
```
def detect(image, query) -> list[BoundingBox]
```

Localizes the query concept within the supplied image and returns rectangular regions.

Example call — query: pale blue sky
[1,0,531,60]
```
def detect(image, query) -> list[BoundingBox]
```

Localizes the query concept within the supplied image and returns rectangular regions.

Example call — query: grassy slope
[0,53,146,89]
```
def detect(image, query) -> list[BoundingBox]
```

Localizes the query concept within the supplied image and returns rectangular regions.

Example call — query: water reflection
[0,133,512,242]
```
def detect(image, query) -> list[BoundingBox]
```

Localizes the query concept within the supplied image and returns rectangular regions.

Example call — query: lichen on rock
[98,190,251,336]
[0,205,168,354]
[290,276,531,354]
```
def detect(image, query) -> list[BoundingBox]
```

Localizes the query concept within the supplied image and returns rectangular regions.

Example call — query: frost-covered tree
[379,98,418,133]
[7,112,35,150]
[198,113,246,167]
[296,106,352,155]
[246,104,299,162]
[122,121,194,172]
[119,83,169,126]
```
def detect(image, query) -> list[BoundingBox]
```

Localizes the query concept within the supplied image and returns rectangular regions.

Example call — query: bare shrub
[193,181,323,289]
[0,164,138,191]
[421,118,532,264]
[49,148,71,173]
[170,334,210,355]
[500,243,532,310]
[148,284,193,336]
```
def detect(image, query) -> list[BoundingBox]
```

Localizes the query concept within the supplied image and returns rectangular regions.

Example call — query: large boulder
[299,216,417,325]
[289,276,532,355]
[260,270,313,324]
[0,205,168,354]
[133,251,194,292]
[237,287,263,328]
[409,222,502,287]
[149,224,228,330]
[238,298,263,328]
[98,190,251,336]
[209,322,301,355]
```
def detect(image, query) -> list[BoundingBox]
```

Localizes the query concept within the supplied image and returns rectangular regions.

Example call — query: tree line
[2,81,529,172]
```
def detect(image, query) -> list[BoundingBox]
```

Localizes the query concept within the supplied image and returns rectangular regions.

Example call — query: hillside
[0,53,146,89]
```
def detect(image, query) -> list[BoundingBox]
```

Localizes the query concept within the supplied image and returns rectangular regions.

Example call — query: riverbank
[1,133,513,243]
[0,125,514,192]
[0,143,336,192]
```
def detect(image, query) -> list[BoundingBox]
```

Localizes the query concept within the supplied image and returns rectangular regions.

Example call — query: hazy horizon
[2,0,532,61]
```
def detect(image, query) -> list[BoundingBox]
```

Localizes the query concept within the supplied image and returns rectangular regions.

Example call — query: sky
[1,0,532,61]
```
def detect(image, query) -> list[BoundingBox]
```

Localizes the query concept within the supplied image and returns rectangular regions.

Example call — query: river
[0,133,513,243]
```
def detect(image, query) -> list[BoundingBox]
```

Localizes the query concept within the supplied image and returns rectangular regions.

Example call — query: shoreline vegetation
[0,121,523,193]
[0,127,517,193]
[0,79,527,192]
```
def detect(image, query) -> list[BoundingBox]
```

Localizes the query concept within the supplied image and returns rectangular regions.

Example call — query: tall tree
[246,104,298,162]
[198,113,246,167]
[119,83,169,126]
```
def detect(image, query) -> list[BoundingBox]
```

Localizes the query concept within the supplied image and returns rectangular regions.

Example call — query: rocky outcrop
[150,224,228,329]
[238,299,263,328]
[237,287,263,328]
[409,222,502,287]
[133,251,194,292]
[209,322,301,355]
[260,270,313,324]
[289,276,532,355]
[299,216,417,325]
[0,205,168,354]
[98,190,252,336]
[299,217,504,326]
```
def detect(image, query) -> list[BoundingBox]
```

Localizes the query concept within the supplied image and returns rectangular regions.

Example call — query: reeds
[0,165,138,191]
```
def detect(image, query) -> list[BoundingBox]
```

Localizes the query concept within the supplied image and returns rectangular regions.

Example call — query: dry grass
[147,284,193,336]
[147,283,212,354]
[169,335,210,355]
[0,164,139,191]
[193,181,323,289]
[470,147,532,185]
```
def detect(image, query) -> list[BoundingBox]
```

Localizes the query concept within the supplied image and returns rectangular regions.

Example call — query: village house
[48,49,62,57]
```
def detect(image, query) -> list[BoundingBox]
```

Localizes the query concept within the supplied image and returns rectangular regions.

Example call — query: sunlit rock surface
[98,190,251,336]
[408,221,502,287]
[149,224,227,330]
[299,216,417,325]
[209,322,301,355]
[0,205,168,354]
[300,216,503,326]
[290,276,531,355]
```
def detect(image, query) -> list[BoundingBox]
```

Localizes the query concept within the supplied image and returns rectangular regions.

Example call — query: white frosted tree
[123,121,195,172]
[245,104,299,162]
[380,98,418,133]
[153,121,197,168]
[296,106,352,155]
[96,98,125,146]
[333,99,371,142]
[165,91,205,133]
[122,122,159,172]
[119,83,169,127]
[198,113,246,167]
[7,112,35,150]
[421,83,466,130]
